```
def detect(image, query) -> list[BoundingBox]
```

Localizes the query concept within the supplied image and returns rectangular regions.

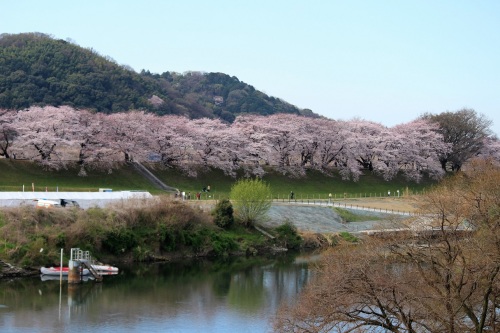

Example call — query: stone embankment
[0,259,38,279]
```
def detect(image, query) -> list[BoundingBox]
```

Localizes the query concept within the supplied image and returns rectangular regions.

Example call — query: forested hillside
[0,32,313,121]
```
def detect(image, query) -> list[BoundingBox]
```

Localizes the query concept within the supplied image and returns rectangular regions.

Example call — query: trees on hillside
[143,115,194,173]
[274,159,500,333]
[313,119,349,174]
[0,109,17,158]
[2,106,497,180]
[74,110,116,175]
[12,106,82,169]
[104,111,156,163]
[387,119,450,182]
[0,33,305,119]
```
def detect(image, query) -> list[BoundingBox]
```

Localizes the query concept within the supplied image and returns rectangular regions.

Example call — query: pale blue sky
[2,0,500,135]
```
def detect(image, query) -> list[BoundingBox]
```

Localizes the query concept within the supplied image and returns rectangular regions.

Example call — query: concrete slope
[130,161,178,192]
[263,204,407,234]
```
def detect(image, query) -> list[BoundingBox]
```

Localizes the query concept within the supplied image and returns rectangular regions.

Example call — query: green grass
[0,159,436,197]
[147,164,434,199]
[339,231,359,243]
[333,207,382,222]
[0,160,160,193]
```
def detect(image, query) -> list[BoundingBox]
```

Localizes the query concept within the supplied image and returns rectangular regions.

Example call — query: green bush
[159,225,188,252]
[55,233,66,248]
[185,228,207,252]
[209,231,238,256]
[230,178,272,227]
[339,231,359,243]
[212,198,234,229]
[274,221,302,250]
[132,245,152,262]
[103,229,137,254]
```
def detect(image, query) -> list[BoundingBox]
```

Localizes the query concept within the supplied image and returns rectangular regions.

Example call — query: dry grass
[335,196,420,213]
[0,196,214,266]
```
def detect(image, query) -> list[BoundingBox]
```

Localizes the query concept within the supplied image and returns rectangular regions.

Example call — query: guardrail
[272,199,417,216]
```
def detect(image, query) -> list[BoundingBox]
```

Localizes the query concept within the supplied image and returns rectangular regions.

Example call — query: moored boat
[40,266,90,276]
[92,264,119,273]
[40,274,94,282]
[40,264,118,276]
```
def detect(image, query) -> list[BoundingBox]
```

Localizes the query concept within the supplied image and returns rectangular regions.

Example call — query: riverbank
[0,196,417,280]
[0,259,38,279]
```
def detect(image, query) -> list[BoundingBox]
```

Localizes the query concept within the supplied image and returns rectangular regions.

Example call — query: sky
[2,0,500,135]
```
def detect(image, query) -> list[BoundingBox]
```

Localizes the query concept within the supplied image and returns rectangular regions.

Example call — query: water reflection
[0,253,317,333]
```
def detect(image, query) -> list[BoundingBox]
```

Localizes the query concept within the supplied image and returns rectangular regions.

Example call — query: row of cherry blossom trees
[1,106,499,181]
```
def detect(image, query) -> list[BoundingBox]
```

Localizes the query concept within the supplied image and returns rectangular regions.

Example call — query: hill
[0,32,316,121]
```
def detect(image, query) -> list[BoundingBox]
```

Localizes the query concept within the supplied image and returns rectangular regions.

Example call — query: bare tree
[274,159,500,333]
[421,109,492,171]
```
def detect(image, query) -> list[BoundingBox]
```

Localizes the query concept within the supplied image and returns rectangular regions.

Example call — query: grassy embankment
[0,159,433,197]
[0,159,159,193]
[147,165,433,200]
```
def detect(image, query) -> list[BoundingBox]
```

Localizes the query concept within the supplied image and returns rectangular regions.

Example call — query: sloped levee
[264,204,406,234]
[130,161,178,192]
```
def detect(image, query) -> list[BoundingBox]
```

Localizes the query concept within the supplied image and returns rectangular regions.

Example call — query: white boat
[92,264,119,273]
[40,264,118,276]
[40,266,90,276]
[40,274,94,282]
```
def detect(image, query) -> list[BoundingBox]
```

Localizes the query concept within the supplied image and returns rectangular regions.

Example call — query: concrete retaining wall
[0,191,153,209]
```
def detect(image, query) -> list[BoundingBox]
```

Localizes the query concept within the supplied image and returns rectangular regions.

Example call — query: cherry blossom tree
[189,118,228,167]
[229,115,269,177]
[387,119,450,182]
[294,117,320,168]
[5,105,498,181]
[103,111,153,163]
[477,135,500,166]
[0,109,18,159]
[242,114,304,176]
[311,118,351,174]
[188,117,254,177]
[339,119,388,181]
[11,106,81,169]
[143,115,195,175]
[72,110,117,176]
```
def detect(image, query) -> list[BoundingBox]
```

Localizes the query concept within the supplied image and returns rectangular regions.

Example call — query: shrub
[212,198,234,229]
[210,232,238,256]
[54,232,66,248]
[274,221,302,250]
[230,178,272,227]
[339,231,359,243]
[103,229,137,255]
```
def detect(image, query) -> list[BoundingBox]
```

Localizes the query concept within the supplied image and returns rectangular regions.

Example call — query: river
[0,253,318,333]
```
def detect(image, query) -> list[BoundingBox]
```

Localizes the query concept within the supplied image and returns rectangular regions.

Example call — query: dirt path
[334,197,419,213]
